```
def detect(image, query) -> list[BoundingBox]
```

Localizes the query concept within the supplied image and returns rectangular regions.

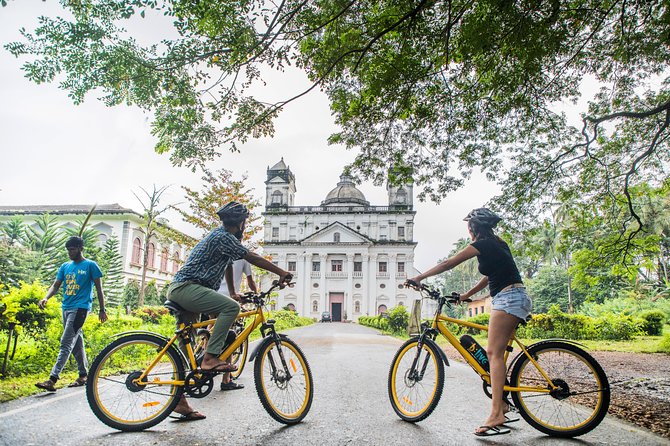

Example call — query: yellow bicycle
[388,281,610,438]
[86,280,313,431]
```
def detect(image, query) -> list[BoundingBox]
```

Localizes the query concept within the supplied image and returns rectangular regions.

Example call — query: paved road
[0,323,667,446]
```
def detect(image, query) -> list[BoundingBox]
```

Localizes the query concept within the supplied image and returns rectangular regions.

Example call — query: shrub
[388,306,409,334]
[132,306,169,324]
[638,310,666,336]
[465,313,490,334]
[658,334,670,353]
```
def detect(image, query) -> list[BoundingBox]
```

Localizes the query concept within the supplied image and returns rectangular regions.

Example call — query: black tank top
[470,238,522,297]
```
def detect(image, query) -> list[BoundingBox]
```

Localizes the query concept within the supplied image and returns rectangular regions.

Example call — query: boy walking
[36,236,107,391]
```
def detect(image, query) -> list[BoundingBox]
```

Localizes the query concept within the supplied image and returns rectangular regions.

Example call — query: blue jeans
[50,308,88,382]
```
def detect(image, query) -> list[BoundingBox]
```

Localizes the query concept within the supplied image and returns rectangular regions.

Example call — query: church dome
[322,174,369,207]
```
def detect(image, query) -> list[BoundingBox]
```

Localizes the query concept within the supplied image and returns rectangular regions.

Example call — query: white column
[278,253,287,308]
[320,253,328,313]
[302,252,310,317]
[296,252,306,315]
[389,253,397,304]
[346,253,354,320]
[368,253,377,315]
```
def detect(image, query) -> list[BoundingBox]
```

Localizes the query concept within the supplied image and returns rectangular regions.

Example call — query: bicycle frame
[134,303,268,387]
[431,313,558,394]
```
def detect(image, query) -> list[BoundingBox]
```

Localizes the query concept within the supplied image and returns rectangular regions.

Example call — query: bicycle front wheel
[230,338,249,379]
[388,337,445,422]
[510,341,610,437]
[254,337,313,424]
[86,334,185,431]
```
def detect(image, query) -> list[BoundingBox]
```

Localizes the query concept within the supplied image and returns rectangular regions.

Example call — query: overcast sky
[0,1,586,273]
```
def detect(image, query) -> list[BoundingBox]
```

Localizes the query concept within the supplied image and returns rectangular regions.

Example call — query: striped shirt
[173,227,249,290]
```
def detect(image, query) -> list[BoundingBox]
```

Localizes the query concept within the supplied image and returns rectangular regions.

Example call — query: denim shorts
[492,287,532,321]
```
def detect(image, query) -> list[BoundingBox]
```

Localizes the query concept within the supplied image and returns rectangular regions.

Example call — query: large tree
[6,0,670,261]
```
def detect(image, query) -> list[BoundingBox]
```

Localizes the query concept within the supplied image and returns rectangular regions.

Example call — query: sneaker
[35,379,56,392]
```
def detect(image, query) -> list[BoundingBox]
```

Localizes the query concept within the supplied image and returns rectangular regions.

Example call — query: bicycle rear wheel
[86,333,185,431]
[254,337,313,424]
[510,341,610,437]
[388,337,445,422]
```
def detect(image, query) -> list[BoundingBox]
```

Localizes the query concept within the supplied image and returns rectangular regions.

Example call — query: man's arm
[93,277,108,323]
[246,275,259,293]
[224,264,237,298]
[38,280,62,310]
[244,252,291,284]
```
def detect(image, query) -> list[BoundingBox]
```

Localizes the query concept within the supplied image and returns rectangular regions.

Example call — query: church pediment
[267,176,287,184]
[301,222,373,245]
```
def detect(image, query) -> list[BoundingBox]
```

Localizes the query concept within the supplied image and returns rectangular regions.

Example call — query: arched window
[396,188,407,204]
[312,300,318,312]
[172,252,180,274]
[287,303,296,312]
[378,304,388,315]
[132,238,142,264]
[333,232,341,242]
[398,301,404,307]
[271,190,283,205]
[147,243,155,268]
[160,248,169,272]
[354,301,361,314]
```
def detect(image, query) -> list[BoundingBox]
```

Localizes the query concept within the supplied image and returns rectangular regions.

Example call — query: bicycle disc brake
[184,370,214,398]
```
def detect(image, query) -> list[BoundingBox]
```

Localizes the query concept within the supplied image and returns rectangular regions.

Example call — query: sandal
[68,376,87,388]
[35,379,56,392]
[220,381,245,391]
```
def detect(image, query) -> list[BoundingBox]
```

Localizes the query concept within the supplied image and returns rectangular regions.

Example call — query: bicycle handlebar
[403,280,471,304]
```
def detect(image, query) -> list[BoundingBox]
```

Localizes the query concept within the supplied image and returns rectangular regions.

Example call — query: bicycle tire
[388,337,445,422]
[253,337,313,424]
[86,333,185,431]
[510,341,610,437]
[230,338,249,379]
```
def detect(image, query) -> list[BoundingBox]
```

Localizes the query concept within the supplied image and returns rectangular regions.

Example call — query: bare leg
[475,310,519,433]
[173,395,204,417]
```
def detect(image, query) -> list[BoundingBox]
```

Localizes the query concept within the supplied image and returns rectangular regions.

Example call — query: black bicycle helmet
[217,201,249,224]
[463,208,502,228]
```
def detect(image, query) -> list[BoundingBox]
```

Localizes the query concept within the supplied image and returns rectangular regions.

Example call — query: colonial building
[0,204,192,287]
[260,159,419,321]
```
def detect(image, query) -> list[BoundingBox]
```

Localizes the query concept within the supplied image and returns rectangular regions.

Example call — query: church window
[147,243,155,268]
[271,190,283,205]
[396,188,407,204]
[288,261,296,272]
[379,261,387,273]
[131,237,141,264]
[354,261,362,272]
[397,262,405,273]
[312,300,318,312]
[378,304,388,315]
[332,260,343,272]
[354,301,361,313]
[398,227,405,239]
[160,248,169,272]
[312,261,320,272]
[287,303,296,311]
[334,232,341,242]
[272,227,279,238]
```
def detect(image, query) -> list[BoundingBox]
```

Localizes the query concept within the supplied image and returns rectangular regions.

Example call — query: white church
[259,159,420,322]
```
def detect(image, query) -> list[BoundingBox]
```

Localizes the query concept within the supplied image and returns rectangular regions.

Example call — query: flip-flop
[220,381,245,391]
[503,413,520,424]
[474,425,511,437]
[169,410,206,422]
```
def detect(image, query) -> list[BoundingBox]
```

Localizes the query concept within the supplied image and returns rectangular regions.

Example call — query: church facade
[260,159,419,321]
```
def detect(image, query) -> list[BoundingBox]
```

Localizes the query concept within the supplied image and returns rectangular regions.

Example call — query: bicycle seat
[164,300,187,315]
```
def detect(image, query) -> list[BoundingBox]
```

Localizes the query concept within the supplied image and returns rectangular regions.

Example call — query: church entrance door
[329,292,344,322]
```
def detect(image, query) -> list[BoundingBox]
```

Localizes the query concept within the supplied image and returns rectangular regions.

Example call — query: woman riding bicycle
[166,201,292,420]
[407,208,532,437]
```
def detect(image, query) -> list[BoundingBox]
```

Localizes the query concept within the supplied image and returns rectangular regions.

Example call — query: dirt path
[443,346,670,438]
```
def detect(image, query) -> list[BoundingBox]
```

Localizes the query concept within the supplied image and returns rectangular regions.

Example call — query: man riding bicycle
[166,201,292,420]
